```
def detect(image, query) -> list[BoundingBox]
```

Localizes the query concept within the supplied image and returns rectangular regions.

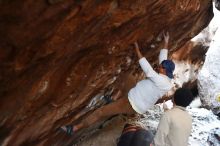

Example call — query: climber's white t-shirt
[128,49,173,114]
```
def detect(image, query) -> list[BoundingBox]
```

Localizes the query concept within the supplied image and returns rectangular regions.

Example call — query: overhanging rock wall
[0,0,213,145]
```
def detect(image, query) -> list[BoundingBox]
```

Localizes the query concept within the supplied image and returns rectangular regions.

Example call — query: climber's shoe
[103,94,113,104]
[103,89,122,104]
[60,125,74,136]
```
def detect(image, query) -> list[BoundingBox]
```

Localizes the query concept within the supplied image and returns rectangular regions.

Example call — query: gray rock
[207,128,220,146]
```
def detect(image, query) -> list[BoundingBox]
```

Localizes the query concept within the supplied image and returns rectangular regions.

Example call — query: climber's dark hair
[173,87,194,107]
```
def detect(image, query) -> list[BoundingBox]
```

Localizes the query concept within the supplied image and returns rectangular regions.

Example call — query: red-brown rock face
[0,1,213,146]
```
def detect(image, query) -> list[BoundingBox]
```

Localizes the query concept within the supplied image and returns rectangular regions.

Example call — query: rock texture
[207,128,220,145]
[192,6,220,116]
[198,27,220,116]
[215,0,220,10]
[0,0,214,146]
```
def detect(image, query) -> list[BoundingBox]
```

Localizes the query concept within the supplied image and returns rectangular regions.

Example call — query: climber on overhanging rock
[61,32,175,136]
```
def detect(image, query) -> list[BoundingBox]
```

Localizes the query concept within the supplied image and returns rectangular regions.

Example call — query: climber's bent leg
[74,97,136,132]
